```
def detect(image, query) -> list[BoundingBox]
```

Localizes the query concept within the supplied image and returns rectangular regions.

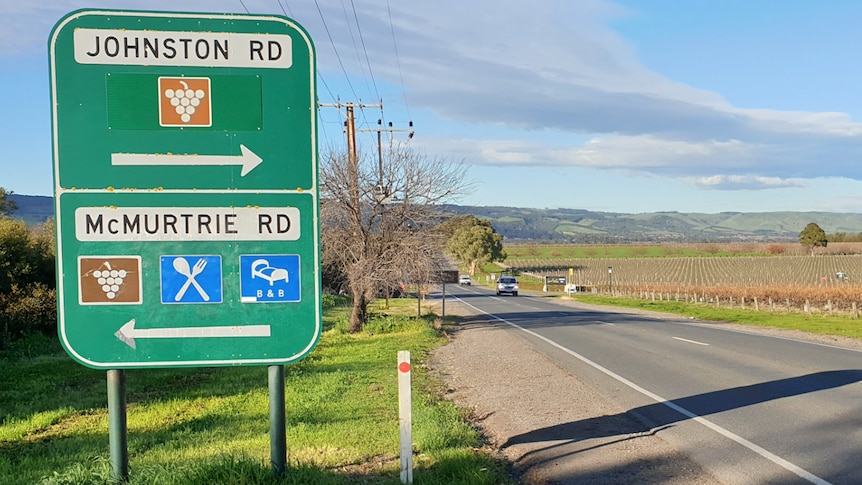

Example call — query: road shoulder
[428,297,721,484]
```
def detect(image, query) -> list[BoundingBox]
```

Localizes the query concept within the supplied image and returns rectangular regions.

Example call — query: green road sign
[50,9,320,368]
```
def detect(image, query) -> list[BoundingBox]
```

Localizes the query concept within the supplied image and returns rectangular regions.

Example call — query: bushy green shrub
[0,217,57,348]
[0,217,54,291]
[0,283,56,348]
[321,293,348,309]
[363,314,413,334]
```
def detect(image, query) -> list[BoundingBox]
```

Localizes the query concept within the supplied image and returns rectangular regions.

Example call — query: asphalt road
[444,283,862,485]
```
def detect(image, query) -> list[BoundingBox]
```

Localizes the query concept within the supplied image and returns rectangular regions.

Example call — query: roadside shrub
[0,217,57,348]
[0,217,35,294]
[766,244,786,255]
[0,283,56,349]
[321,293,349,309]
[0,217,55,292]
[363,314,412,334]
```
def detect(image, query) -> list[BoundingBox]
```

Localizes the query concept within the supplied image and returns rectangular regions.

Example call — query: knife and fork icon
[173,257,210,301]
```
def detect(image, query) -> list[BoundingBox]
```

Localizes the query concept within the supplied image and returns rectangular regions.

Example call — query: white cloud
[420,134,759,175]
[368,1,862,184]
[691,175,806,190]
[9,0,862,190]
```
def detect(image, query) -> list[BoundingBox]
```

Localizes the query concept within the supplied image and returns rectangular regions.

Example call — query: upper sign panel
[49,10,316,191]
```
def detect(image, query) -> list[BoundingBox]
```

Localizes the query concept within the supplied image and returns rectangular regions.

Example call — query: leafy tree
[799,222,827,255]
[436,214,482,240]
[445,217,506,275]
[0,187,17,215]
[320,144,468,333]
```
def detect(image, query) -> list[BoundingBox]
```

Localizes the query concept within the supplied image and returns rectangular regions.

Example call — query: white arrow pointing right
[111,144,263,176]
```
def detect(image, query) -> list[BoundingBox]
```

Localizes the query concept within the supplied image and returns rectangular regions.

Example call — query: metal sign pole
[269,365,286,476]
[107,369,128,481]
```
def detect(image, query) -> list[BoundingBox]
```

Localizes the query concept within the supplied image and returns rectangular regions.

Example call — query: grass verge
[571,294,862,340]
[0,299,512,484]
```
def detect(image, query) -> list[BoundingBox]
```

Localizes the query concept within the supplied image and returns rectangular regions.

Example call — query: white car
[459,274,471,285]
[496,276,518,296]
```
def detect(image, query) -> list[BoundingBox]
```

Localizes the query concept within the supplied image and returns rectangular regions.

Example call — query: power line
[386,0,411,120]
[313,0,360,102]
[273,1,336,102]
[337,1,378,145]
[276,0,293,17]
[349,0,381,103]
[340,0,372,101]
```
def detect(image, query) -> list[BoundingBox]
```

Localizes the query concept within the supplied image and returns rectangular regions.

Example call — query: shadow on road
[504,370,862,479]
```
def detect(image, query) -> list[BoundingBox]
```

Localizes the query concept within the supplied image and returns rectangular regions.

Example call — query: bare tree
[320,143,469,332]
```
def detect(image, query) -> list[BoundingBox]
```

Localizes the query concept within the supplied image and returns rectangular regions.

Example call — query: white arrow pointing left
[111,144,263,176]
[115,319,271,349]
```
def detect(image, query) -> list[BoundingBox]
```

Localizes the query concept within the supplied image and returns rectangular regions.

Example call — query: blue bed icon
[239,254,300,303]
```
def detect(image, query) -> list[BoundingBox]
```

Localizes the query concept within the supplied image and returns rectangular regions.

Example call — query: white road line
[454,297,832,485]
[596,321,616,326]
[669,319,862,354]
[672,336,710,346]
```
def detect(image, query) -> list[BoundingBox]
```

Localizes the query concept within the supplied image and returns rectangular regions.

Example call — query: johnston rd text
[73,28,293,68]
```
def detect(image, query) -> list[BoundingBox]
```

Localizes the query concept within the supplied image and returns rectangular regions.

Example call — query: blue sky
[4,0,862,213]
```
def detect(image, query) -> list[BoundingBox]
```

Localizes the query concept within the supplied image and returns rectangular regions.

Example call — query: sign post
[50,9,319,478]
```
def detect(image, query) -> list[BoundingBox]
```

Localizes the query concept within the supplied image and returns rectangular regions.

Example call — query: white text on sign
[75,207,300,242]
[73,29,293,68]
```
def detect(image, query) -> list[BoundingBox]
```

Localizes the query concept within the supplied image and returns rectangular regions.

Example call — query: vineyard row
[506,254,862,316]
[508,255,862,288]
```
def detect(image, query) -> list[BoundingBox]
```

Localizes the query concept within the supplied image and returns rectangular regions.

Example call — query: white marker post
[397,350,413,484]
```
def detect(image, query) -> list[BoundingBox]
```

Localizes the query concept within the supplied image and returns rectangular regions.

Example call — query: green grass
[0,300,512,485]
[571,294,862,340]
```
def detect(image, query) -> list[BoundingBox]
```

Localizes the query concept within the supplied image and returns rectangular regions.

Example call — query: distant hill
[10,195,862,242]
[440,205,862,243]
[9,194,53,226]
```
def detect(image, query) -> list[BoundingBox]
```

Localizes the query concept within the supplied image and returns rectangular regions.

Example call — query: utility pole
[320,101,414,202]
[345,104,359,213]
[319,101,383,212]
[358,119,414,201]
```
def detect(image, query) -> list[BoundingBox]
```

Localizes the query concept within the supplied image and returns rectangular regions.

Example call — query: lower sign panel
[56,191,321,368]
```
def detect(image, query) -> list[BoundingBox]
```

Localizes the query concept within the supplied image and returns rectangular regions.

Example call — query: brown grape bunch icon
[79,257,141,304]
